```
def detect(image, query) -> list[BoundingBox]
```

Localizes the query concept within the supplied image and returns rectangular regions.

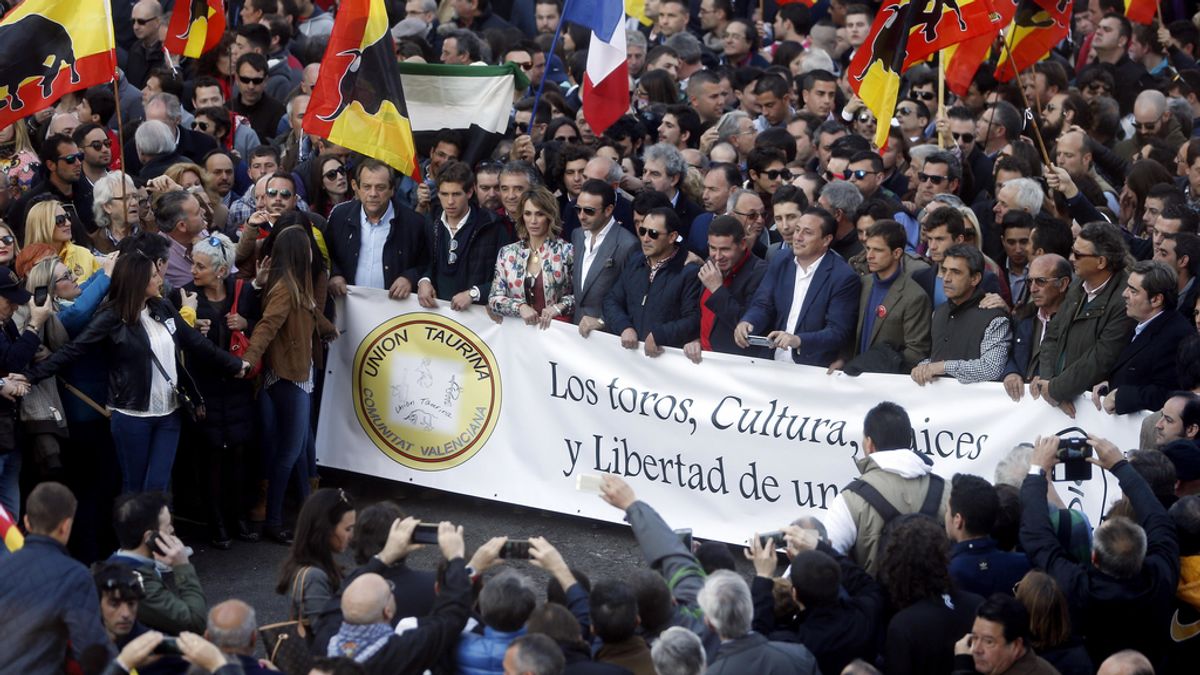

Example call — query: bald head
[342,573,393,625]
[584,156,620,185]
[206,600,257,655]
[1134,90,1167,118]
[1097,650,1153,675]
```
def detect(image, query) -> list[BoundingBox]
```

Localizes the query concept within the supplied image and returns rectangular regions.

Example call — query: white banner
[316,288,1145,545]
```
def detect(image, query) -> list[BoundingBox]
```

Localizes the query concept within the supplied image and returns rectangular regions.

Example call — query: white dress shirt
[580,218,616,288]
[355,202,394,289]
[775,253,825,362]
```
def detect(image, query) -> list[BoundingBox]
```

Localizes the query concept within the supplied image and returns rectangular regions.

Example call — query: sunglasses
[733,209,766,221]
[54,214,69,226]
[763,169,793,180]
[637,226,666,239]
[912,91,936,101]
[57,152,84,164]
[323,166,347,180]
[194,120,212,132]
[918,172,947,185]
[239,75,265,85]
[447,237,459,265]
[1071,249,1100,258]
[1134,121,1158,131]
[1029,275,1067,287]
[0,236,13,246]
[574,204,599,216]
[952,132,974,143]
[555,135,578,142]
[850,169,876,180]
[856,112,874,123]
[513,62,534,71]
[896,107,915,116]
[266,188,293,198]
[132,17,157,25]
[515,122,529,134]
[86,139,112,151]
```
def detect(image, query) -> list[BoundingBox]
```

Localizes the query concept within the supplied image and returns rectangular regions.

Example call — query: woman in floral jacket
[488,185,575,327]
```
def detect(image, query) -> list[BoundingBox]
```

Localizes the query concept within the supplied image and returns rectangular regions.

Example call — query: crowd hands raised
[6,398,1200,675]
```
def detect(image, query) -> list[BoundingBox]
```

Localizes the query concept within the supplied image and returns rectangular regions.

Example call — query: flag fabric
[849,0,1000,149]
[0,504,22,552]
[564,0,630,136]
[1124,0,1156,25]
[0,0,118,131]
[164,0,225,58]
[304,0,420,178]
[625,0,652,28]
[397,62,528,168]
[994,0,1072,82]
[944,0,1019,96]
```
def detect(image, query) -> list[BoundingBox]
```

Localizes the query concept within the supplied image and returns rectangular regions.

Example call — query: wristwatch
[1028,466,1046,477]
[469,286,480,301]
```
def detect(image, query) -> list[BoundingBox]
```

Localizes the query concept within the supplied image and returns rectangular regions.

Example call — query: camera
[500,540,531,559]
[1053,428,1093,482]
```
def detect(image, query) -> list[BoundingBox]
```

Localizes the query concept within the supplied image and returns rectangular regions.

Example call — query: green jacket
[855,269,932,370]
[1038,270,1134,403]
[111,556,207,635]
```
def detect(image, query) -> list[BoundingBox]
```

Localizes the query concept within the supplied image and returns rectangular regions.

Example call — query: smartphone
[153,636,183,656]
[33,285,49,306]
[500,540,531,559]
[147,532,166,556]
[747,335,774,348]
[757,531,785,549]
[576,473,604,493]
[675,528,693,551]
[412,523,440,545]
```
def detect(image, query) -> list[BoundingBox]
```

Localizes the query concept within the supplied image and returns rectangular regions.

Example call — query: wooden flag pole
[999,22,1053,169]
[937,50,946,149]
[111,76,128,202]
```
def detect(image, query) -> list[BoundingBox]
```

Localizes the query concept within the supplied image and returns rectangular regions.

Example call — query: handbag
[258,566,313,674]
[228,279,262,378]
[148,347,206,423]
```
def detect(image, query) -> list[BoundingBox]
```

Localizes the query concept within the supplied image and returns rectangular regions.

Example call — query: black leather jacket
[25,297,243,411]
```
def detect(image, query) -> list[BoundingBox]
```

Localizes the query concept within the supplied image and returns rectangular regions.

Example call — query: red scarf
[700,249,751,350]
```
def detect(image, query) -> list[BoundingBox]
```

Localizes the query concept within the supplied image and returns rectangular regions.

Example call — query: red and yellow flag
[304,0,419,179]
[849,0,1000,148]
[1125,0,1156,25]
[944,0,1019,96]
[994,0,1072,82]
[0,0,118,131]
[1,504,23,552]
[164,0,225,58]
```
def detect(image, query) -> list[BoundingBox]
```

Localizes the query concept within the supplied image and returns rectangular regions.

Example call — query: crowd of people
[1,0,1200,672]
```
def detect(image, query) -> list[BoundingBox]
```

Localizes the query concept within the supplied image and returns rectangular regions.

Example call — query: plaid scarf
[329,621,394,663]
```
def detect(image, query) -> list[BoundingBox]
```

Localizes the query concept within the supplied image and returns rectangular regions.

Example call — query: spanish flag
[849,0,999,148]
[1,504,22,552]
[1125,0,1156,25]
[626,0,652,28]
[944,0,1019,96]
[164,0,225,58]
[994,0,1071,82]
[304,0,420,179]
[0,0,118,131]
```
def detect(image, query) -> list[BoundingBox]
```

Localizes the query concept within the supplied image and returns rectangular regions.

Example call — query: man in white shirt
[574,180,639,333]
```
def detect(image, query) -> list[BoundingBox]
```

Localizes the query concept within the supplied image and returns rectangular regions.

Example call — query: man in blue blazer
[736,206,861,367]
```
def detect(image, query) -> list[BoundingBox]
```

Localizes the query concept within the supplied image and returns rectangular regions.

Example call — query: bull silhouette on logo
[316,25,398,123]
[0,14,81,112]
[853,5,906,84]
[173,0,211,42]
[1014,0,1068,29]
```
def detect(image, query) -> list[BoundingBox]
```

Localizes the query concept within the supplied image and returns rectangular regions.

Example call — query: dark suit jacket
[912,265,1001,304]
[603,249,702,347]
[326,200,429,289]
[674,194,704,241]
[423,208,511,303]
[704,253,768,357]
[122,127,218,176]
[1039,272,1135,402]
[1110,310,1193,414]
[854,270,931,370]
[571,221,639,323]
[1003,311,1050,381]
[741,251,862,367]
[138,153,191,182]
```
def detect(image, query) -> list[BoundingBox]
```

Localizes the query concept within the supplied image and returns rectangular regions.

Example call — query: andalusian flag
[164,0,225,58]
[0,0,118,130]
[849,0,1000,148]
[304,0,420,178]
[994,0,1072,82]
[0,504,22,552]
[1125,0,1156,24]
[944,0,1019,96]
[398,62,528,167]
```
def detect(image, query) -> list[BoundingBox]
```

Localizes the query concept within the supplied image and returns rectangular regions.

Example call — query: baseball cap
[0,266,31,305]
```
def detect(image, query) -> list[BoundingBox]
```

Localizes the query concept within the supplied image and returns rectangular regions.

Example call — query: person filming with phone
[1021,433,1179,671]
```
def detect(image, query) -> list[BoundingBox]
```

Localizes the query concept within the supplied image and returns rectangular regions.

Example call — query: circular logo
[352,312,501,470]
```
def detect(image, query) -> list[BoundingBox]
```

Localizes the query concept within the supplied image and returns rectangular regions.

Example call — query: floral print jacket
[488,238,575,318]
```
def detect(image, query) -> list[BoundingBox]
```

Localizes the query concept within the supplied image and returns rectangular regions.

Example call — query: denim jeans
[0,450,20,520]
[110,411,182,493]
[261,379,311,527]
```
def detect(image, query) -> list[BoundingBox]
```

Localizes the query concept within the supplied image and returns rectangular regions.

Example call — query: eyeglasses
[555,135,578,142]
[54,271,73,284]
[57,152,84,164]
[912,91,936,101]
[763,169,792,180]
[733,209,766,221]
[1029,275,1068,287]
[1134,121,1158,131]
[266,188,293,198]
[1085,83,1109,93]
[637,226,666,239]
[85,139,112,151]
[323,166,347,180]
[0,236,13,246]
[574,205,599,216]
[918,172,948,185]
[132,17,157,25]
[952,132,974,143]
[850,169,876,180]
[1071,249,1100,258]
[54,214,69,226]
[239,75,265,85]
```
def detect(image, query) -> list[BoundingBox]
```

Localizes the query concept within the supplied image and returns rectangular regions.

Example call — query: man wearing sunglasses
[123,0,164,89]
[574,180,639,335]
[231,53,286,144]
[1114,90,1187,163]
[6,133,93,243]
[74,124,113,186]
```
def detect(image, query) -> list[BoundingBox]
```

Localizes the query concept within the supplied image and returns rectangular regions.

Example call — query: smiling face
[792,214,832,265]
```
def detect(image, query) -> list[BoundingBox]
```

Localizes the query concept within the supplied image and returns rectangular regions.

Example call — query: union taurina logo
[352,313,500,469]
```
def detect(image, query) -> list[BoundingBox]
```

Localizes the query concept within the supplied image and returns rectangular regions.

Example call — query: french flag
[563,0,628,136]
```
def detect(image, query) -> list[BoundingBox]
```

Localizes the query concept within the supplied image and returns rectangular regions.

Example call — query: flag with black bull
[994,0,1072,82]
[164,0,226,58]
[0,0,118,131]
[944,0,1019,97]
[849,0,1000,149]
[304,0,420,179]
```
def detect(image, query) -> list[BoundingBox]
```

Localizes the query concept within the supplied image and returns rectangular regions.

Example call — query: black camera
[1053,428,1093,482]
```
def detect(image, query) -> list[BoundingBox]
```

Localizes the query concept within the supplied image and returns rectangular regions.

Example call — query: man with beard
[475,164,503,217]
[1115,90,1188,161]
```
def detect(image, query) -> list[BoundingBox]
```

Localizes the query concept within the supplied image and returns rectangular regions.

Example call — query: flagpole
[999,11,1053,169]
[531,1,571,133]
[937,50,946,149]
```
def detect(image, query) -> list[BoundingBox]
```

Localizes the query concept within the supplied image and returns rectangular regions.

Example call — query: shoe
[237,520,261,543]
[264,526,293,545]
[210,523,232,550]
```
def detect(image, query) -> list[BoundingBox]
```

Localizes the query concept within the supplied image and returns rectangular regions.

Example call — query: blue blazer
[740,251,862,367]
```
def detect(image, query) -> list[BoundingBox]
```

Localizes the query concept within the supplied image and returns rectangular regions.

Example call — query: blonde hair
[164,162,219,207]
[192,232,236,277]
[24,256,60,300]
[24,200,66,249]
[0,221,21,261]
[516,185,562,241]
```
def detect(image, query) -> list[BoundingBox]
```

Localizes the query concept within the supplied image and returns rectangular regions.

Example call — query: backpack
[842,472,946,557]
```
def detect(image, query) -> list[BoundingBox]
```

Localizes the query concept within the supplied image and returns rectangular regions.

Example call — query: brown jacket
[243,282,335,382]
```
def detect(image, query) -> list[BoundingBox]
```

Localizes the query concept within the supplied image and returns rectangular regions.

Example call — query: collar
[1083,273,1113,298]
[727,247,752,278]
[1037,306,1057,324]
[1135,310,1164,336]
[793,252,826,275]
[361,201,394,227]
[874,263,902,285]
[857,448,932,478]
[440,207,471,231]
[646,245,680,269]
[585,218,616,244]
[951,537,998,555]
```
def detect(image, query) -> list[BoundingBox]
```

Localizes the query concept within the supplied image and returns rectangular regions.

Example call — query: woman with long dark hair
[23,249,247,492]
[241,217,337,544]
[307,153,350,218]
[276,488,356,630]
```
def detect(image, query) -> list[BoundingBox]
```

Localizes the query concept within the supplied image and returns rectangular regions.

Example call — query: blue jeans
[0,450,20,520]
[261,379,311,527]
[110,411,182,493]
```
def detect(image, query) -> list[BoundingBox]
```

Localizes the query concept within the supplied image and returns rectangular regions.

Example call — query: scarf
[329,621,394,663]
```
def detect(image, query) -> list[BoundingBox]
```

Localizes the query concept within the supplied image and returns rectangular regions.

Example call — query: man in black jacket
[601,207,702,356]
[327,160,429,300]
[683,215,766,362]
[1021,433,1180,670]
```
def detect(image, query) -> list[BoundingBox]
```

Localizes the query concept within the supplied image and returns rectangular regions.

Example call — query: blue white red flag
[563,0,629,135]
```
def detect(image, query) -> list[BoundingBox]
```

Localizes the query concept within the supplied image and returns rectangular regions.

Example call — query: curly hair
[877,514,953,610]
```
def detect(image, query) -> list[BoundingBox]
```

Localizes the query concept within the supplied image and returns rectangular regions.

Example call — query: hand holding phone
[747,335,774,348]
[411,523,440,545]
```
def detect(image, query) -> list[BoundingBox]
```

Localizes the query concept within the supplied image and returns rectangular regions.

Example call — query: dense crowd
[1,0,1200,673]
